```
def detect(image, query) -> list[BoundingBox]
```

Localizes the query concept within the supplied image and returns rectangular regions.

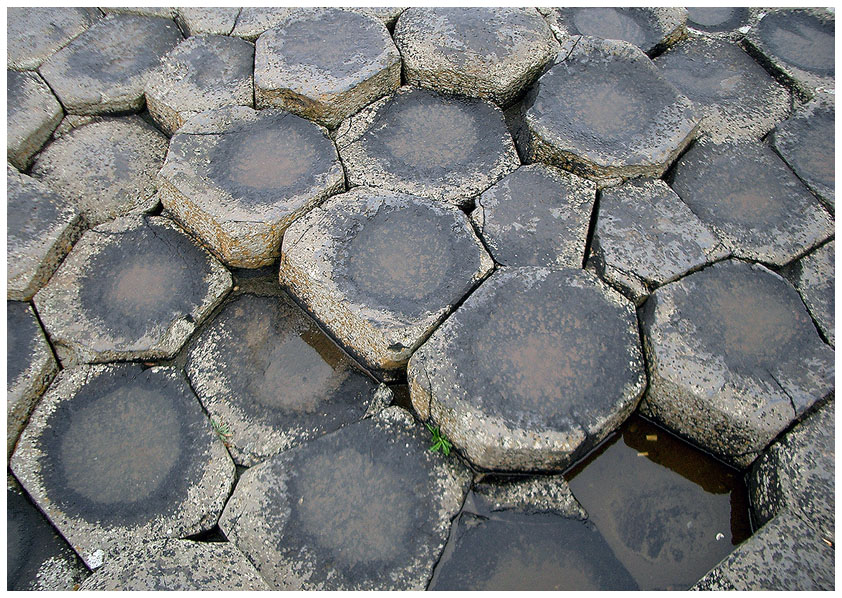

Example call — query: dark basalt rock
[7,70,63,170]
[781,241,835,346]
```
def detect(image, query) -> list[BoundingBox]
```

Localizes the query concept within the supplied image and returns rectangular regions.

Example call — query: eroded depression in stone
[755,11,835,76]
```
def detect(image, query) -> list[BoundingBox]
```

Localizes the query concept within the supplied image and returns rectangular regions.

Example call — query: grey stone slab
[10,364,235,569]
[254,8,400,128]
[7,7,101,71]
[7,166,83,302]
[100,7,176,19]
[230,7,298,41]
[743,8,835,99]
[749,399,834,542]
[656,36,791,142]
[348,7,406,30]
[639,259,834,467]
[175,7,240,36]
[589,178,728,305]
[469,474,587,519]
[336,86,519,206]
[394,7,559,107]
[7,301,57,457]
[185,292,383,466]
[158,106,344,268]
[78,538,269,590]
[279,186,493,378]
[33,214,231,366]
[408,267,645,472]
[685,7,755,39]
[471,164,596,268]
[525,37,700,181]
[7,70,63,170]
[38,14,182,115]
[219,407,472,590]
[669,139,833,267]
[782,241,835,346]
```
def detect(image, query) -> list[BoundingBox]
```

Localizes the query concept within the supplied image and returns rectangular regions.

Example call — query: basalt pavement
[6,6,836,591]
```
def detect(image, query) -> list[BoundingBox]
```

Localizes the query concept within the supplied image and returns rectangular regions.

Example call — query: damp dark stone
[781,241,835,346]
[7,7,101,70]
[686,7,750,33]
[7,70,63,170]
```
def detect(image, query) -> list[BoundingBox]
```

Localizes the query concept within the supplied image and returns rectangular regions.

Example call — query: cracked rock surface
[175,7,240,36]
[7,7,100,70]
[7,70,63,170]
[781,241,835,347]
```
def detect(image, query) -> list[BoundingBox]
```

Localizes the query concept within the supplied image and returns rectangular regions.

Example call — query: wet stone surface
[589,178,728,305]
[640,259,835,467]
[38,14,183,115]
[7,70,63,170]
[471,164,596,268]
[158,106,344,268]
[9,364,235,569]
[145,35,254,136]
[219,407,472,590]
[685,7,752,38]
[30,115,168,228]
[408,267,645,472]
[336,86,519,206]
[525,37,700,181]
[656,37,791,142]
[7,7,101,71]
[186,292,383,466]
[394,7,558,107]
[781,241,835,346]
[33,215,231,366]
[279,186,493,378]
[670,139,833,267]
[254,8,400,128]
[175,7,240,36]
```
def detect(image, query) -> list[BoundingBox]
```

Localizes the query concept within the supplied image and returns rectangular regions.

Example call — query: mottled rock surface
[7,70,63,170]
[7,7,101,70]
[101,7,176,19]
[230,7,298,41]
[781,241,835,346]
[685,7,755,39]
[348,7,406,29]
[175,7,240,36]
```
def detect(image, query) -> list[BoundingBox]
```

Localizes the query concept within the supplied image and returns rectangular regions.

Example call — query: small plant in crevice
[211,419,232,447]
[426,423,452,456]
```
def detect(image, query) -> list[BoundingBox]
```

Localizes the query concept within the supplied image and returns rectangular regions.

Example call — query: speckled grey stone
[7,301,57,457]
[7,166,83,302]
[525,37,700,181]
[175,7,240,36]
[78,538,269,590]
[639,259,835,467]
[100,7,176,19]
[279,186,493,379]
[394,7,558,107]
[219,406,472,590]
[186,292,383,466]
[229,7,298,41]
[589,178,728,305]
[470,474,587,519]
[348,7,406,30]
[145,35,254,135]
[669,139,833,267]
[10,364,235,569]
[781,241,834,346]
[742,8,835,99]
[690,567,738,591]
[656,36,791,142]
[336,86,519,206]
[254,9,400,128]
[684,7,760,41]
[7,7,101,71]
[38,14,182,114]
[471,164,596,267]
[7,70,63,170]
[32,214,232,366]
[158,106,344,268]
[408,267,645,472]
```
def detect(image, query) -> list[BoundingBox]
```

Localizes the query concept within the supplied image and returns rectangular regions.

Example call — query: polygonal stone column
[7,7,100,70]
[639,259,835,467]
[525,38,700,181]
[10,364,235,569]
[279,186,493,379]
[145,35,255,135]
[394,7,559,107]
[408,267,646,472]
[175,7,239,36]
[254,8,401,128]
[781,241,835,346]
[33,215,232,366]
[7,70,63,170]
[337,86,519,206]
[219,407,472,590]
[158,106,344,268]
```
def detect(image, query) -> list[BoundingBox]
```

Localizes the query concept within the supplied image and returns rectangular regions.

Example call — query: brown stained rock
[175,7,240,36]
[7,7,101,71]
[158,106,344,268]
[7,70,63,170]
[781,241,835,347]
[254,9,400,128]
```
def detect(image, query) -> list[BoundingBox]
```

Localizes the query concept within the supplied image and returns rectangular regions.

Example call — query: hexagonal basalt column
[30,116,168,228]
[145,35,254,136]
[7,7,101,71]
[186,292,385,466]
[782,241,835,347]
[407,267,646,472]
[639,259,835,467]
[394,7,559,107]
[33,215,231,366]
[670,140,833,267]
[656,37,791,142]
[685,8,758,40]
[10,364,235,569]
[471,164,596,267]
[525,38,700,181]
[175,7,240,36]
[254,9,400,128]
[337,86,519,206]
[219,407,472,590]
[38,14,182,115]
[589,178,728,305]
[279,186,493,379]
[7,70,63,170]
[158,106,344,268]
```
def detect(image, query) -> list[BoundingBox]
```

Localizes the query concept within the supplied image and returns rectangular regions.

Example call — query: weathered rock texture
[7,70,63,170]
[684,7,761,40]
[175,7,240,36]
[781,241,835,346]
[7,7,101,70]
